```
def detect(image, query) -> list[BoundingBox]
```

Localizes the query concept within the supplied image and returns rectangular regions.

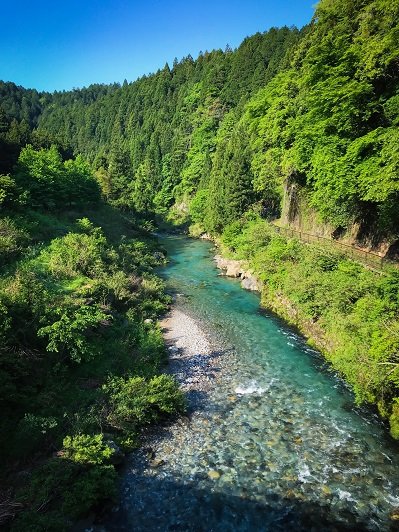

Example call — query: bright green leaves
[0,174,22,208]
[40,226,107,278]
[15,145,100,210]
[239,0,399,232]
[346,127,399,202]
[63,434,114,465]
[38,305,109,363]
[130,158,157,213]
[178,93,225,198]
[189,189,209,225]
[102,374,185,431]
[352,0,399,80]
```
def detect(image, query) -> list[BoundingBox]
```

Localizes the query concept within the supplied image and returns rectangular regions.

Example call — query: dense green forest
[1,0,399,528]
[0,144,185,530]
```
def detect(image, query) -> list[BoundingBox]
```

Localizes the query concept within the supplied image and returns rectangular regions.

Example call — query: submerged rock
[150,458,166,468]
[207,470,221,480]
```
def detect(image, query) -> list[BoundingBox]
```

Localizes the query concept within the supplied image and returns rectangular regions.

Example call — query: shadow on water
[100,471,372,532]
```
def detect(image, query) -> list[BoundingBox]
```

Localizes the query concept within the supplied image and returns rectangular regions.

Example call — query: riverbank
[161,307,224,397]
[0,209,186,532]
[204,218,399,439]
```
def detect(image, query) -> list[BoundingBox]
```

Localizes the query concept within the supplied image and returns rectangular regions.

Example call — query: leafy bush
[13,457,116,531]
[134,324,168,375]
[390,400,399,439]
[0,174,21,208]
[38,305,109,362]
[41,228,107,278]
[15,145,100,211]
[103,374,185,431]
[0,217,29,265]
[0,298,11,342]
[62,434,113,465]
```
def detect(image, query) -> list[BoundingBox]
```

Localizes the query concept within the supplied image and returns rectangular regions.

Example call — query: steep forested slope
[4,1,397,241]
[25,0,396,244]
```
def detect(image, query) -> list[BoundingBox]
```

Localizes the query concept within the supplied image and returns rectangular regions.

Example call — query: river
[104,234,399,531]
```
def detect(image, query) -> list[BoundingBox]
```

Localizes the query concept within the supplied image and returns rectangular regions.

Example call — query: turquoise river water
[105,235,399,531]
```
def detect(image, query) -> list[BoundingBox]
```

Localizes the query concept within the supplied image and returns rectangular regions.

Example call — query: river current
[105,235,399,531]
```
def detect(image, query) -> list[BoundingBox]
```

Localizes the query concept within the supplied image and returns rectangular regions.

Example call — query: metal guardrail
[271,224,397,272]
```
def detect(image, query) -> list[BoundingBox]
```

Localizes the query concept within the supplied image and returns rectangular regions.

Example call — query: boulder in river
[214,255,261,290]
[214,255,242,275]
[241,276,261,291]
[150,458,166,468]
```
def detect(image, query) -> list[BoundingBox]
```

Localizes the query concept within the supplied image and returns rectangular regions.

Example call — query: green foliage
[63,434,113,465]
[189,189,209,225]
[38,305,109,363]
[1,3,399,524]
[0,202,178,526]
[13,457,116,531]
[0,217,29,265]
[40,227,107,278]
[240,0,399,233]
[103,374,185,431]
[0,174,22,208]
[390,399,399,439]
[222,216,399,429]
[15,145,100,210]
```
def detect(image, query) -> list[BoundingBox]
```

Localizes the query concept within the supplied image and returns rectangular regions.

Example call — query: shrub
[41,229,107,278]
[38,305,109,363]
[103,374,185,431]
[13,457,116,531]
[13,414,59,458]
[0,217,29,265]
[390,399,399,439]
[0,175,21,209]
[62,434,113,465]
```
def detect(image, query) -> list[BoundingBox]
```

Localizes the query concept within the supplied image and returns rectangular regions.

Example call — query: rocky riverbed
[97,303,240,531]
[161,307,225,397]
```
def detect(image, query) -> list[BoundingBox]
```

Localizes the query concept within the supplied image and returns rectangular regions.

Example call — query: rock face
[214,255,261,292]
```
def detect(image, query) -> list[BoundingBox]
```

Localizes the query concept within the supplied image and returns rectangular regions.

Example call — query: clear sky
[0,0,315,93]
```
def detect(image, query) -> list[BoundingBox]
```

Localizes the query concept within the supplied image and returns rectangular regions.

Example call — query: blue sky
[0,0,315,92]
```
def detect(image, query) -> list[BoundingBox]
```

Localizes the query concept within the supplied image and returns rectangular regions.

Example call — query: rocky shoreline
[214,254,261,292]
[160,307,226,400]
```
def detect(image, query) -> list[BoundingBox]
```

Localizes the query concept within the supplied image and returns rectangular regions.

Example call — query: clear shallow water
[106,235,399,531]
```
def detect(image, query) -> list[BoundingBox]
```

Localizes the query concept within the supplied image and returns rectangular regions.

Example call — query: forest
[1,0,399,528]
